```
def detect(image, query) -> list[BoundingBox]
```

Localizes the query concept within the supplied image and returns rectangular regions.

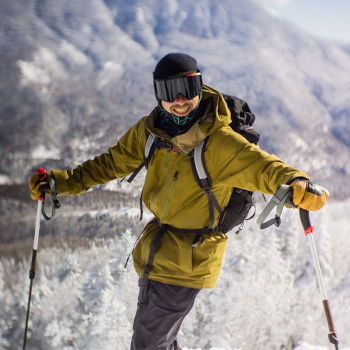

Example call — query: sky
[259,0,350,43]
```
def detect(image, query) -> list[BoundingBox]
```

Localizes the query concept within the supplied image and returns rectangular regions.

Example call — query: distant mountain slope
[1,0,350,195]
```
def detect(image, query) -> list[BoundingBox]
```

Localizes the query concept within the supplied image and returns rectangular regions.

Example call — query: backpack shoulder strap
[127,134,158,183]
[145,134,156,158]
[192,139,210,186]
[191,137,222,228]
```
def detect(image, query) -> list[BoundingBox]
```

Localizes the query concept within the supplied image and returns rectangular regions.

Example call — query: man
[30,53,329,349]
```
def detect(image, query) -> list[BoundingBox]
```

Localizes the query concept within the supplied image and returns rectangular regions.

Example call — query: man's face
[161,94,200,117]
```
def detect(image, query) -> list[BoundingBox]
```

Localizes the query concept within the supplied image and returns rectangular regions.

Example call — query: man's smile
[172,106,191,116]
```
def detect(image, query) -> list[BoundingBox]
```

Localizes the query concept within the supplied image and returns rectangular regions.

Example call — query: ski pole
[23,168,59,350]
[299,209,340,350]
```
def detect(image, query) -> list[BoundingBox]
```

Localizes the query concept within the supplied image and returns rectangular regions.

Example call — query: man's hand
[291,180,330,211]
[29,172,51,200]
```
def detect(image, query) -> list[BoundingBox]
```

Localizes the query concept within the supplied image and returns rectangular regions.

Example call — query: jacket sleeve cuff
[286,176,310,185]
[51,169,71,195]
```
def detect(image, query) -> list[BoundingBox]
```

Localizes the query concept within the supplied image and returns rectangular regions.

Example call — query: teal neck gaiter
[157,93,202,124]
[155,94,204,137]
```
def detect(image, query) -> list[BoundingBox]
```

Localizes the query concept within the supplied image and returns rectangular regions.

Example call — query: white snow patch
[103,61,122,72]
[259,1,281,17]
[0,174,11,185]
[18,59,50,86]
[59,41,90,66]
[31,144,61,160]
[97,61,124,89]
[59,206,154,221]
[18,47,67,87]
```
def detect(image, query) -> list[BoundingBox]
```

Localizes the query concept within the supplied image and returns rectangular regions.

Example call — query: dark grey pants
[130,279,201,350]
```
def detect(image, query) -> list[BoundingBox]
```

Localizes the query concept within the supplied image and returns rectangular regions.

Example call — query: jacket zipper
[162,171,179,217]
[150,148,171,217]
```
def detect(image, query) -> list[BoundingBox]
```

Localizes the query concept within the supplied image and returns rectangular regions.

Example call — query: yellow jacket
[52,85,309,289]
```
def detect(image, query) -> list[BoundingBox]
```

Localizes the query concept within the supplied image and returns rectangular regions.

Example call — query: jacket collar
[144,85,231,155]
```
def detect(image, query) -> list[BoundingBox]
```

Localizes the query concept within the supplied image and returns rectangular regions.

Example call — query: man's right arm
[30,118,148,198]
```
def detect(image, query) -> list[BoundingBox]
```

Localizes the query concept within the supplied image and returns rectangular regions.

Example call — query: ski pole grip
[36,168,48,200]
[37,168,47,181]
[38,183,50,192]
[299,209,314,235]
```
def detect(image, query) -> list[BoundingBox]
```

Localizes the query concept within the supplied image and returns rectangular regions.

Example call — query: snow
[0,175,11,185]
[18,47,67,87]
[31,144,61,160]
[1,200,349,349]
[294,344,331,350]
[59,206,154,221]
[59,40,90,66]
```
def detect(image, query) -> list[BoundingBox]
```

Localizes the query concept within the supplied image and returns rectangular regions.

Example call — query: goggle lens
[154,73,203,102]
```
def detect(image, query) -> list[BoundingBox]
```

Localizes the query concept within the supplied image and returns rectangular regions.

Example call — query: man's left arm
[210,134,329,211]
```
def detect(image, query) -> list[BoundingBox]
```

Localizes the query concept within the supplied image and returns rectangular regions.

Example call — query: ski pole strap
[39,175,60,220]
[256,184,292,229]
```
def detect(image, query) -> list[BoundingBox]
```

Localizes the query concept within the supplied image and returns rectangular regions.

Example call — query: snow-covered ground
[1,198,349,349]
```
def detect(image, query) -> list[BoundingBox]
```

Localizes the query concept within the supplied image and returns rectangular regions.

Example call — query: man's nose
[174,94,186,105]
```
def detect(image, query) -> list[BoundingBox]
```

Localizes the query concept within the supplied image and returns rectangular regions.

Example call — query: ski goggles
[154,72,203,102]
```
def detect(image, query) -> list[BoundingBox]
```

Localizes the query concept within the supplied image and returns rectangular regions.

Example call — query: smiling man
[29,53,329,349]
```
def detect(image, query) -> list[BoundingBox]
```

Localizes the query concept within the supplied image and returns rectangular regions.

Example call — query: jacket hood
[200,84,232,134]
[144,84,232,155]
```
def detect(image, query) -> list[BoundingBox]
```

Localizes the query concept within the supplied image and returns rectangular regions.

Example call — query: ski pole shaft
[23,170,46,350]
[300,210,328,300]
[33,198,43,251]
[23,199,43,350]
[299,209,339,349]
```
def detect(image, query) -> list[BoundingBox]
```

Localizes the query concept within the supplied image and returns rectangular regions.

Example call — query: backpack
[127,94,260,234]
